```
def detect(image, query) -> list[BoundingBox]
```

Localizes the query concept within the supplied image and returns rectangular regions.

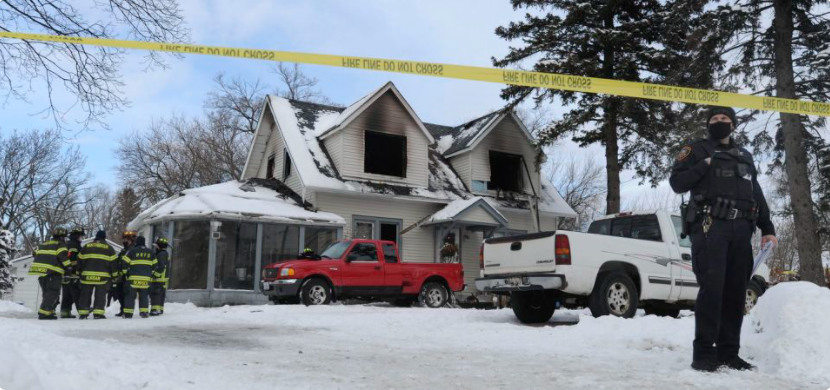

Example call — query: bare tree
[0,0,188,130]
[272,62,336,105]
[0,128,88,251]
[205,74,267,135]
[544,150,605,231]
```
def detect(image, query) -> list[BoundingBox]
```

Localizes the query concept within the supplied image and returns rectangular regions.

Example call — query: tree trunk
[772,0,824,285]
[601,5,621,215]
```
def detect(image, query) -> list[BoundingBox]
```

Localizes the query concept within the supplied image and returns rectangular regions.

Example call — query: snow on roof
[269,96,469,201]
[128,180,345,229]
[539,176,578,218]
[426,197,507,225]
[315,83,387,138]
[425,112,502,156]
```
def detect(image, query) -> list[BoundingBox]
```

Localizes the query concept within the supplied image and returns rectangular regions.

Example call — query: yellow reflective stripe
[122,256,132,265]
[139,308,149,313]
[79,253,117,261]
[151,305,164,310]
[123,308,135,314]
[130,260,156,266]
[30,263,65,275]
[35,249,58,255]
[128,275,152,281]
[62,259,72,267]
[81,271,111,277]
[56,247,67,255]
[92,309,105,315]
[38,309,53,315]
[78,310,90,315]
[80,280,108,285]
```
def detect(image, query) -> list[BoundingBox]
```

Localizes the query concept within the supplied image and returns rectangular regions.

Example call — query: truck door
[381,243,403,295]
[668,215,698,300]
[342,242,385,295]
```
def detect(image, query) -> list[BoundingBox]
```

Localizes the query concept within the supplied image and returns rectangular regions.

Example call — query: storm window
[364,130,406,177]
[488,151,524,192]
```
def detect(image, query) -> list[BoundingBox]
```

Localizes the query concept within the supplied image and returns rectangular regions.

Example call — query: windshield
[319,240,351,259]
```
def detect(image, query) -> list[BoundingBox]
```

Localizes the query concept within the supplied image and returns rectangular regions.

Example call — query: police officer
[149,237,170,316]
[670,106,778,372]
[123,236,157,318]
[28,227,70,320]
[111,231,136,317]
[77,230,118,319]
[59,228,84,318]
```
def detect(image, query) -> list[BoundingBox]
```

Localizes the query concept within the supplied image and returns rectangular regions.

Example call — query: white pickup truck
[474,210,770,323]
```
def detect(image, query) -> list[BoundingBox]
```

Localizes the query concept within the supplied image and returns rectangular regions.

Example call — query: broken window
[266,154,275,179]
[283,148,292,179]
[488,151,524,192]
[364,130,406,177]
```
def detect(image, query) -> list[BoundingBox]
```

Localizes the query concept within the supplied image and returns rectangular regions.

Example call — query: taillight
[555,235,571,265]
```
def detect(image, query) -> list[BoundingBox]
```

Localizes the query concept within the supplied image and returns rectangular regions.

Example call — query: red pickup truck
[260,239,465,307]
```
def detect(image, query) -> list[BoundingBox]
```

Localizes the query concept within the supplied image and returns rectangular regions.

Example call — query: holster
[680,200,699,238]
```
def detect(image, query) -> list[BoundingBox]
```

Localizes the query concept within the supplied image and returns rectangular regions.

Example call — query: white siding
[469,116,541,196]
[459,207,499,225]
[337,91,430,187]
[541,214,559,231]
[501,208,536,233]
[314,192,440,263]
[323,131,343,172]
[448,153,472,191]
[255,110,304,196]
[460,229,484,294]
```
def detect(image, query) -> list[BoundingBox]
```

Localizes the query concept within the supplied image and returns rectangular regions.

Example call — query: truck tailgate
[483,231,557,276]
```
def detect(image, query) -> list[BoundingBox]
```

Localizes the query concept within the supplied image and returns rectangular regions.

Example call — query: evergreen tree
[493,0,724,214]
[0,229,15,298]
[720,0,830,285]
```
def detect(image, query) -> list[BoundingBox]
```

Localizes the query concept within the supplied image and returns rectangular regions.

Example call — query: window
[488,151,524,192]
[354,221,374,239]
[283,148,292,179]
[380,222,398,243]
[364,130,406,177]
[471,180,488,193]
[611,218,632,238]
[266,154,275,179]
[320,241,351,259]
[303,227,337,254]
[588,220,611,235]
[671,216,692,248]
[382,243,398,263]
[214,222,257,290]
[353,217,401,246]
[152,223,170,246]
[631,215,662,242]
[170,221,210,290]
[262,224,300,265]
[348,243,378,262]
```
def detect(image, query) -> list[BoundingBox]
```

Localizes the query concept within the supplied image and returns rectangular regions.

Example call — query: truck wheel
[301,279,332,306]
[644,306,680,318]
[510,291,555,324]
[589,271,639,318]
[419,283,448,308]
[744,279,765,315]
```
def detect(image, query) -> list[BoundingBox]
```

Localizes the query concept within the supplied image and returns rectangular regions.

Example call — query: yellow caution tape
[1,31,829,117]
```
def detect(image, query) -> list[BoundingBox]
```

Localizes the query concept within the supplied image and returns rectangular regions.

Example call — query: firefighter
[111,231,136,317]
[123,236,157,318]
[77,230,118,319]
[149,237,170,316]
[59,228,84,318]
[28,227,70,320]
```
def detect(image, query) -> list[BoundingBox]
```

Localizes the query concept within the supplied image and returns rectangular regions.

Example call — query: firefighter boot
[93,314,106,319]
[150,309,161,316]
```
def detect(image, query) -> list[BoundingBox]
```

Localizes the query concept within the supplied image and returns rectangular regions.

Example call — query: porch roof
[422,197,508,228]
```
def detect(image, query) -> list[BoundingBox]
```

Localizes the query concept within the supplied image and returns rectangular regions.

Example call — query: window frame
[487,150,524,193]
[363,130,407,178]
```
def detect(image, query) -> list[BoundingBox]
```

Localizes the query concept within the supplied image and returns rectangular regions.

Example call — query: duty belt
[714,208,751,220]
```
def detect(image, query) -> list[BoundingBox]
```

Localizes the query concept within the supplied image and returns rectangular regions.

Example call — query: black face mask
[708,121,732,140]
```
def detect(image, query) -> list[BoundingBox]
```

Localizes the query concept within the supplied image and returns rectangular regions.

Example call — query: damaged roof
[257,83,576,218]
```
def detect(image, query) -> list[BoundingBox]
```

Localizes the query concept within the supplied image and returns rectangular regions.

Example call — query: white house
[129,81,577,306]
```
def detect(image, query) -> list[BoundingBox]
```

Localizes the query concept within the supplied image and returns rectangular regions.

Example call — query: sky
[0,0,803,209]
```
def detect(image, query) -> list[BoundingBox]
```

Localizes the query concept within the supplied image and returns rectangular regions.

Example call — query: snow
[744,282,830,385]
[1,283,827,389]
[0,300,29,313]
[435,134,454,154]
[316,83,387,137]
[129,180,345,229]
[539,175,579,218]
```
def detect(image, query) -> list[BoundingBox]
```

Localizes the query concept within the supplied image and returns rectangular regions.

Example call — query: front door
[342,242,384,295]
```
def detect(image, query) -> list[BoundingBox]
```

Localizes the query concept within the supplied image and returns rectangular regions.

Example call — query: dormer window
[283,148,292,179]
[488,151,524,192]
[266,154,276,179]
[364,130,407,177]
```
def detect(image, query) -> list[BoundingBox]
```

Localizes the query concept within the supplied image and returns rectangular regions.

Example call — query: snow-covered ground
[1,283,828,390]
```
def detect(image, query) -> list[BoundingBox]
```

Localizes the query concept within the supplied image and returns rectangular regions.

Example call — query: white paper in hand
[752,241,775,274]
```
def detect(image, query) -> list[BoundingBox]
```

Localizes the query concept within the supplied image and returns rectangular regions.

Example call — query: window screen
[364,131,406,177]
[488,151,523,192]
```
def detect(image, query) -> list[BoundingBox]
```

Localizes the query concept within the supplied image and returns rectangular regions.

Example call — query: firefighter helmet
[52,227,68,238]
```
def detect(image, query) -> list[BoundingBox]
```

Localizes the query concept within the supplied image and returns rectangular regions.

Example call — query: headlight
[280,268,295,277]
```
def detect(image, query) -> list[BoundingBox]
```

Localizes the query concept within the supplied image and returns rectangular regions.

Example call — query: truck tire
[419,282,448,308]
[744,278,765,314]
[644,306,680,318]
[510,291,555,324]
[301,279,332,306]
[589,271,639,318]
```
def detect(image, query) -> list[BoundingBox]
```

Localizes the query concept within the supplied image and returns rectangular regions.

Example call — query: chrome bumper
[474,274,566,293]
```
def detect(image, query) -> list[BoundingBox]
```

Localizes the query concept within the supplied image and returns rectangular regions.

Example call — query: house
[129,81,576,306]
[7,238,123,311]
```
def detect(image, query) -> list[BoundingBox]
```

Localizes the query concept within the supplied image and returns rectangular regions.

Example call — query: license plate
[262,282,270,290]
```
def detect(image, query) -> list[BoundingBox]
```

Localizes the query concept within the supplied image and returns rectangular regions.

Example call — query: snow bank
[0,340,44,390]
[744,282,830,385]
[0,300,30,313]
